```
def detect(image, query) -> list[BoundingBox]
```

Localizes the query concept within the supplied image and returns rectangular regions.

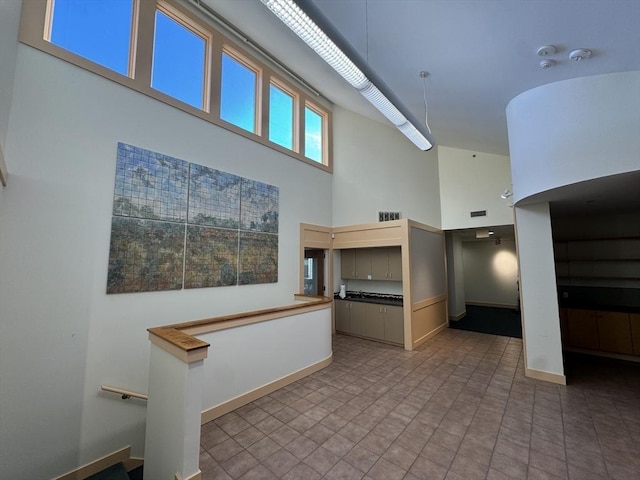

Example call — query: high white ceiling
[201,0,640,220]
[204,0,640,156]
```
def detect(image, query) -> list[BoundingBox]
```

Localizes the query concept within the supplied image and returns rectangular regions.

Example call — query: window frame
[219,46,262,136]
[19,0,333,172]
[304,101,329,164]
[268,77,299,153]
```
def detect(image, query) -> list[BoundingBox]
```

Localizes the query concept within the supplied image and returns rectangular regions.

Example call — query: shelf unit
[553,236,640,287]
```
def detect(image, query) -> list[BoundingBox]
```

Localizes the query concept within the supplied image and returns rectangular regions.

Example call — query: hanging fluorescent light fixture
[261,0,434,151]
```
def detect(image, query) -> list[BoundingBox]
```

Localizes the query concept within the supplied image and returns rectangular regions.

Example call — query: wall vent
[470,210,487,217]
[378,211,401,222]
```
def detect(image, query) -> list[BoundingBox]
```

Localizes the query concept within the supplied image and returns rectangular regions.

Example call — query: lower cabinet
[631,313,640,355]
[350,302,368,337]
[335,300,351,333]
[564,308,638,356]
[597,311,633,354]
[335,300,404,346]
[566,309,599,349]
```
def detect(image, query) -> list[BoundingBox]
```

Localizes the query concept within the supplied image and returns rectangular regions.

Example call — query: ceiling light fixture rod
[419,71,432,134]
[260,0,435,150]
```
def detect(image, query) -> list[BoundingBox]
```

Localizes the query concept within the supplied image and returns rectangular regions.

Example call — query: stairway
[86,462,143,480]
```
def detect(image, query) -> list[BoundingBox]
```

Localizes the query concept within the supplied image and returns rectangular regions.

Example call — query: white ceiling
[202,0,640,222]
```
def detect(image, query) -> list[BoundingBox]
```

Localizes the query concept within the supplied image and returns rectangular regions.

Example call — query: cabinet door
[340,250,356,279]
[630,313,640,355]
[567,309,598,349]
[335,301,351,333]
[350,301,368,337]
[384,305,404,345]
[355,248,372,280]
[370,248,388,280]
[387,247,402,281]
[366,304,385,340]
[597,311,632,354]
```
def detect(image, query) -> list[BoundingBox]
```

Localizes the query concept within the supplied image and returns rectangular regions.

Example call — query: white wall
[200,308,332,411]
[438,146,513,230]
[507,71,640,204]
[332,107,441,228]
[462,239,518,308]
[0,45,332,479]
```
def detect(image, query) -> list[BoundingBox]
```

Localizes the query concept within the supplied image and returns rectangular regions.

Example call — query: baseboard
[466,301,517,309]
[411,322,448,350]
[201,353,333,424]
[53,446,138,480]
[448,311,467,321]
[525,367,566,385]
[175,470,201,480]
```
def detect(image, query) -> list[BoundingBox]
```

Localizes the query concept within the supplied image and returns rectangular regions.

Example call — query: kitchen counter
[334,291,403,307]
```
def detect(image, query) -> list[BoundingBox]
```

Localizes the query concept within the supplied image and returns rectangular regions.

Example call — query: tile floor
[200,329,640,479]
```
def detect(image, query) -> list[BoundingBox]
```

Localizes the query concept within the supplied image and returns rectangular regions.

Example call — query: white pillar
[515,203,566,384]
[445,232,466,320]
[145,329,209,480]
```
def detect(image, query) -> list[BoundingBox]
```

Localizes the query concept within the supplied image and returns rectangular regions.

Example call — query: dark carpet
[449,304,522,338]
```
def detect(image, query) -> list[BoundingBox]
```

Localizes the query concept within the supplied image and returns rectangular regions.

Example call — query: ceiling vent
[379,211,401,222]
[470,210,487,217]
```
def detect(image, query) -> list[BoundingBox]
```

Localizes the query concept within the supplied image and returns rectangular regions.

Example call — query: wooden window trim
[19,0,333,172]
[268,77,299,153]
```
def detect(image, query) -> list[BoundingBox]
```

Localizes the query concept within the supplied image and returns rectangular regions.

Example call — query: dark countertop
[559,302,640,314]
[334,291,403,307]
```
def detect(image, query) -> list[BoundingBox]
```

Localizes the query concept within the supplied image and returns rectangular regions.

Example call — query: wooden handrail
[101,385,148,401]
[147,295,331,362]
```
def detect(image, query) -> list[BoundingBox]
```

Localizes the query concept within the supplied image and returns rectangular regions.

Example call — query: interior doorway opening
[304,248,326,296]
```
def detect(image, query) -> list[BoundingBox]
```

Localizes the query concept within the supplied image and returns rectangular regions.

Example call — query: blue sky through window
[50,0,133,76]
[269,84,294,150]
[47,2,327,165]
[152,11,205,109]
[220,53,256,133]
[305,107,323,162]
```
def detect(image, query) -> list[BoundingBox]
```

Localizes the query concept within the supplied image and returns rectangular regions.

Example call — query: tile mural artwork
[107,143,279,293]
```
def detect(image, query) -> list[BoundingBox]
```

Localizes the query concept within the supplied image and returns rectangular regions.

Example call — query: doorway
[304,249,325,296]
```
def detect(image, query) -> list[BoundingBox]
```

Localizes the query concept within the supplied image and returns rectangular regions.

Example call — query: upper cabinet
[341,248,371,280]
[341,247,401,281]
[371,247,402,281]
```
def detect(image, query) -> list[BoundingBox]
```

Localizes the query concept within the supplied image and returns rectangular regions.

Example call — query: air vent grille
[470,210,487,217]
[378,211,401,222]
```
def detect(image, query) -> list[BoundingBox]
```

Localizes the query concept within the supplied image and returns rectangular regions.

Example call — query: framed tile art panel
[107,143,279,294]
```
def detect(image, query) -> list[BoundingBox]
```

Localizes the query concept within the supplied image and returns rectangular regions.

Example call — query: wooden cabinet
[630,313,640,355]
[335,300,367,336]
[564,308,638,356]
[350,302,367,337]
[340,249,372,280]
[371,247,402,281]
[365,303,404,345]
[597,311,633,354]
[365,304,385,340]
[335,300,351,333]
[566,309,599,349]
[335,300,404,346]
[384,305,404,345]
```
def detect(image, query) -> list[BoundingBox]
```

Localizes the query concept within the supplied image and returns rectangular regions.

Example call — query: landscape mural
[107,142,279,294]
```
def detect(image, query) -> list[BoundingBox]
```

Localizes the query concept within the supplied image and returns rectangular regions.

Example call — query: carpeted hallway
[449,305,522,338]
